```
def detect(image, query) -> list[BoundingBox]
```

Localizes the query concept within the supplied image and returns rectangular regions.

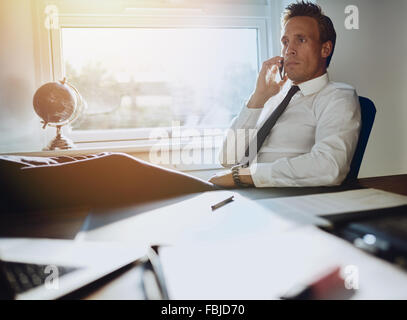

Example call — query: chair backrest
[343,96,376,183]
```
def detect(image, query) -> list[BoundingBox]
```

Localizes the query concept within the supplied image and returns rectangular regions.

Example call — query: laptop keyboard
[1,261,78,295]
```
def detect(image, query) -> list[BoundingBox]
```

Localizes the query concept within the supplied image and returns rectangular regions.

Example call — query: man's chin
[287,73,307,85]
[287,74,300,84]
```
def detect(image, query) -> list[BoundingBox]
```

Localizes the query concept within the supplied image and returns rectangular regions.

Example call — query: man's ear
[321,40,333,58]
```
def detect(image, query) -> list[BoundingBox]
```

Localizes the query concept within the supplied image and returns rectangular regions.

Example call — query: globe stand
[43,125,75,151]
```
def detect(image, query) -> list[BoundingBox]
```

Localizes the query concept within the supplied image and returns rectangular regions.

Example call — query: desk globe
[33,78,86,151]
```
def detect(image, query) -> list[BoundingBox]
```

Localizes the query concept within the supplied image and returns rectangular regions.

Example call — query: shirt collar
[297,72,329,96]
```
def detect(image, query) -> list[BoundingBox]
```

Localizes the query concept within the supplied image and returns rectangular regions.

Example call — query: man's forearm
[246,92,269,109]
[218,103,263,167]
[239,167,255,186]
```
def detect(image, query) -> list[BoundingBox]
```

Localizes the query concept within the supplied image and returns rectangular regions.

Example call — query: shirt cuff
[249,162,274,187]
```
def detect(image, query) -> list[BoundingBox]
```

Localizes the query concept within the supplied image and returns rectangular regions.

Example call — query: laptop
[0,237,145,300]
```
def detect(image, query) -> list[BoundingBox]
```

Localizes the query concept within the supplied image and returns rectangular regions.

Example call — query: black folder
[321,204,407,268]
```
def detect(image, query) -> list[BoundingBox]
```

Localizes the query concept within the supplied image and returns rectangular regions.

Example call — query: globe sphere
[33,80,77,127]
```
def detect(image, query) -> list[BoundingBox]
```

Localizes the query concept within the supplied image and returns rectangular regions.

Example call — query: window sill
[2,141,225,172]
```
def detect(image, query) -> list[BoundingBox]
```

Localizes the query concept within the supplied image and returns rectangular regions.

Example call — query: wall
[318,0,407,177]
[0,0,43,152]
[1,0,406,178]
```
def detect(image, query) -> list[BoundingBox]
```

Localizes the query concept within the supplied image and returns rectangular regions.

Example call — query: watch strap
[231,165,251,188]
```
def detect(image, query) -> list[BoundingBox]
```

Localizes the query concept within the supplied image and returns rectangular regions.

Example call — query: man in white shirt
[209,1,361,188]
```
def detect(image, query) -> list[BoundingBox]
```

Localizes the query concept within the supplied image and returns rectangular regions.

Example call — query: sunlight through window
[61,28,258,130]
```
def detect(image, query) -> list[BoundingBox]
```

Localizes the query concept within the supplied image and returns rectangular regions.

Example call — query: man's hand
[208,170,235,188]
[209,168,254,188]
[247,56,288,109]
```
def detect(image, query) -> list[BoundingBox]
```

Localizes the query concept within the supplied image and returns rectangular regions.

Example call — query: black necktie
[243,85,300,165]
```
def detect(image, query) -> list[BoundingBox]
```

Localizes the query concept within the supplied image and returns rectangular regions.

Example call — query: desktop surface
[1,174,407,299]
[77,174,407,299]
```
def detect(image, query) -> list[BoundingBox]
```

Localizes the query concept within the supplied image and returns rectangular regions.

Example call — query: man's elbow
[324,173,346,186]
[320,157,349,186]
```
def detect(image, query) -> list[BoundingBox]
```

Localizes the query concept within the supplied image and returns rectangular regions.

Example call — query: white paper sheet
[257,188,407,218]
[158,226,407,299]
[82,191,298,245]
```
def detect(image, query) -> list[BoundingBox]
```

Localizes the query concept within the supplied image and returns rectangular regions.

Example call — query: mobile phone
[279,59,285,81]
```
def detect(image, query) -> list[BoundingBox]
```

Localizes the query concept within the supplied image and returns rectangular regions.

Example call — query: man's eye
[299,38,306,43]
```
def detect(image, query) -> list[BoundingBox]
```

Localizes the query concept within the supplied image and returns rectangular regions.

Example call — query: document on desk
[158,225,407,299]
[257,188,407,222]
[81,190,298,246]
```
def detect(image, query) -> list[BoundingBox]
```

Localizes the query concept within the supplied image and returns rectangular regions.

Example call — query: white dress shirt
[219,73,361,187]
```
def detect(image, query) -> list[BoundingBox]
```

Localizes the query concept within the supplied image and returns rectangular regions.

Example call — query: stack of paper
[256,188,407,225]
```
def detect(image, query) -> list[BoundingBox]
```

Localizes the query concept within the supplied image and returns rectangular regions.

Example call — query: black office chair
[343,96,376,184]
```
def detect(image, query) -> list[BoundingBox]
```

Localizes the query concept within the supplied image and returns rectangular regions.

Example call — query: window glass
[62,28,258,130]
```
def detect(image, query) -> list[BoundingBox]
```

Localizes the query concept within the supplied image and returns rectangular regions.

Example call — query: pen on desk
[211,195,234,211]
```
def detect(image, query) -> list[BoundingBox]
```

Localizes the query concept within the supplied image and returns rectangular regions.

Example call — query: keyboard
[0,260,78,298]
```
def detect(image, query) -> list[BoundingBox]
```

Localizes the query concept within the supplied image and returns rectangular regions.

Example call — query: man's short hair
[282,1,336,68]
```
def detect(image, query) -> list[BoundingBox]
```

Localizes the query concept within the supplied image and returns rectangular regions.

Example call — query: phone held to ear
[279,59,285,81]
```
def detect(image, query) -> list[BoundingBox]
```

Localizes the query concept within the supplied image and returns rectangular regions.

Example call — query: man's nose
[284,44,297,57]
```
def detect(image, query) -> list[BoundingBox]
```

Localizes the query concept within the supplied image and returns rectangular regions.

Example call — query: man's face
[281,16,328,84]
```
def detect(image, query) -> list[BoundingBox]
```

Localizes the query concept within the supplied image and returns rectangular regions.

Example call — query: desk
[63,174,407,300]
[356,174,407,196]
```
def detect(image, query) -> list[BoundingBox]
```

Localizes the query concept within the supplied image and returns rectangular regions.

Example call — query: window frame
[33,0,277,146]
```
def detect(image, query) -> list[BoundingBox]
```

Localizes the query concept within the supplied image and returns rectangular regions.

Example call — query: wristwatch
[231,164,251,188]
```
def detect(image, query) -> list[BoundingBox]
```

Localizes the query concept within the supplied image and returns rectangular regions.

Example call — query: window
[34,0,276,146]
[62,27,258,131]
